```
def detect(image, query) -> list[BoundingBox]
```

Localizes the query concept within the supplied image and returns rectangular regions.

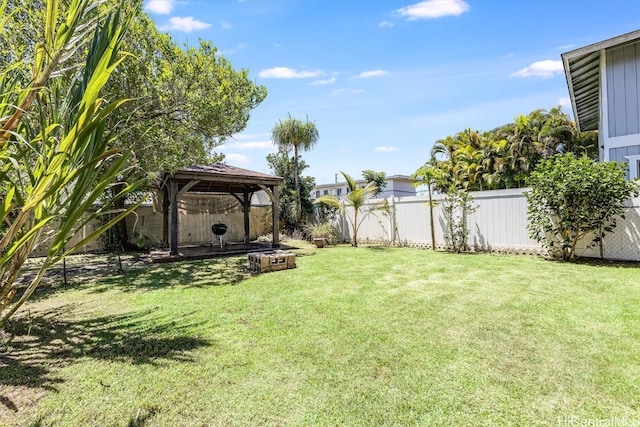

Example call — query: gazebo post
[272,185,280,248]
[169,178,179,256]
[243,191,251,244]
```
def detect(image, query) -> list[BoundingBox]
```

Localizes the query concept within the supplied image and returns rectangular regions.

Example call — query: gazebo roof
[162,164,283,194]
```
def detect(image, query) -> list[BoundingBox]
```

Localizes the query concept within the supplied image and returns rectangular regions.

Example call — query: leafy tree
[104,6,267,246]
[271,114,319,229]
[266,150,316,233]
[315,171,387,247]
[0,0,143,326]
[526,154,638,261]
[315,203,339,225]
[2,2,268,247]
[106,8,267,174]
[362,170,387,196]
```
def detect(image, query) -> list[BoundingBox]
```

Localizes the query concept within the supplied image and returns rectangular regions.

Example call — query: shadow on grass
[363,245,393,251]
[0,304,211,413]
[26,255,254,300]
[127,404,159,427]
[550,256,640,269]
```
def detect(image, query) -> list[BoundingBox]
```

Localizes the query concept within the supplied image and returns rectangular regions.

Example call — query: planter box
[248,251,296,273]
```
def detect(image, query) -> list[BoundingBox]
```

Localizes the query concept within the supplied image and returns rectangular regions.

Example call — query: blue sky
[144,0,640,185]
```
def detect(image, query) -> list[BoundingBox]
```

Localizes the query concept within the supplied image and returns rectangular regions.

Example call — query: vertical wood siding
[607,41,640,137]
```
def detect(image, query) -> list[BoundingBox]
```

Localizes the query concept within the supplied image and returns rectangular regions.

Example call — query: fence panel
[336,189,640,261]
[466,189,539,251]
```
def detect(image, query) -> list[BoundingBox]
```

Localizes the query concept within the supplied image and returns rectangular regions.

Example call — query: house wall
[606,41,640,138]
[609,145,640,164]
[378,179,416,199]
[602,41,640,178]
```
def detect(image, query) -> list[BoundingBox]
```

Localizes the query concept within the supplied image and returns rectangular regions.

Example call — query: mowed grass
[2,244,640,426]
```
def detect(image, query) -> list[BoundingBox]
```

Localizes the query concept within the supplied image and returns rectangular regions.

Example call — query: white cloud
[396,0,469,21]
[355,70,388,79]
[379,21,396,28]
[559,97,572,109]
[144,0,174,14]
[161,16,212,32]
[511,60,564,78]
[221,43,247,55]
[220,20,232,29]
[309,77,337,86]
[259,67,323,79]
[330,88,364,96]
[229,140,274,150]
[226,134,276,151]
[224,153,251,165]
[234,133,270,142]
[374,146,400,152]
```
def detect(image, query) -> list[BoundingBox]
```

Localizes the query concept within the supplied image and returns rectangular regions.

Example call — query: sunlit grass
[2,244,640,426]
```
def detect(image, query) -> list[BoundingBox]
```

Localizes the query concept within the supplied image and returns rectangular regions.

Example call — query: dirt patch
[0,385,48,423]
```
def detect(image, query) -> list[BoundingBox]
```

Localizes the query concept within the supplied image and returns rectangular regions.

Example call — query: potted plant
[304,221,335,248]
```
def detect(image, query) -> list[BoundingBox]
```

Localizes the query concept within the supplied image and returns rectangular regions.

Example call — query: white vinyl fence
[334,188,640,261]
[30,189,640,261]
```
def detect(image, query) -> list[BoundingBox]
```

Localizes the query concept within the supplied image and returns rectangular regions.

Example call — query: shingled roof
[162,164,283,194]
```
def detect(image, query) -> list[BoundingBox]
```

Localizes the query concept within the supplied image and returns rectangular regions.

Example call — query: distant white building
[312,175,417,200]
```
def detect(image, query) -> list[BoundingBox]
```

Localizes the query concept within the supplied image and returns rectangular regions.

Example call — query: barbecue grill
[211,223,227,249]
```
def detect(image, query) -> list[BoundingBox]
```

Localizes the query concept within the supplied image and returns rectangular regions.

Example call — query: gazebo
[159,164,283,256]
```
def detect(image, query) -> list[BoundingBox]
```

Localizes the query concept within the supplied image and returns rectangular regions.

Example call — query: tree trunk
[352,209,358,247]
[112,183,130,251]
[294,145,301,229]
[428,184,436,251]
[598,225,605,259]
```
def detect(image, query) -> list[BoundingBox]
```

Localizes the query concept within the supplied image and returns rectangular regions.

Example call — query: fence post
[389,196,397,244]
[341,201,349,243]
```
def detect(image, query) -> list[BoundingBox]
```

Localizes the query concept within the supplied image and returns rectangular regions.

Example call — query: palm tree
[412,160,444,250]
[271,114,319,229]
[315,171,382,247]
[430,136,458,192]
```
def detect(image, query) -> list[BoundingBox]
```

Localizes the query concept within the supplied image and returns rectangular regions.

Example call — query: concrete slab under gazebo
[157,164,283,259]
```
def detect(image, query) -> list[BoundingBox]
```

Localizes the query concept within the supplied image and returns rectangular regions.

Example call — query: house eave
[562,29,640,133]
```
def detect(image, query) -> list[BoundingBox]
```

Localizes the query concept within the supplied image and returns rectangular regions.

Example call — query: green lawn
[2,244,640,426]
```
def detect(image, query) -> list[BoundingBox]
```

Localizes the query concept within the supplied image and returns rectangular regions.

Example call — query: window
[336,188,342,196]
